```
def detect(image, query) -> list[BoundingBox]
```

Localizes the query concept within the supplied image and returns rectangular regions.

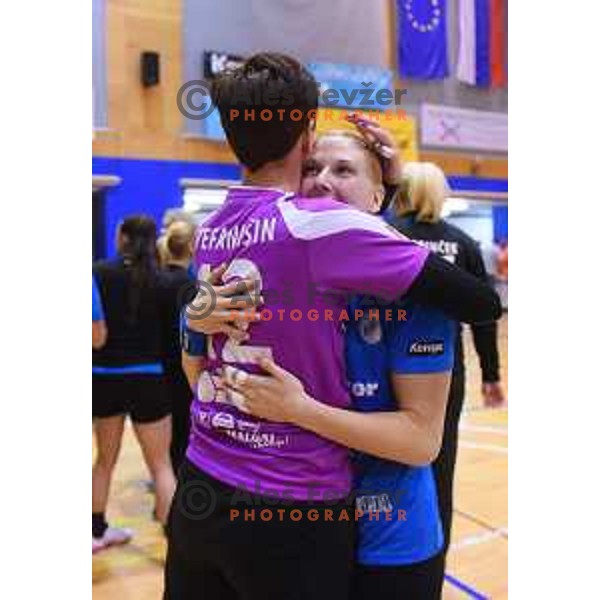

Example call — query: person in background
[158,209,197,271]
[388,162,506,586]
[92,215,176,554]
[158,221,197,472]
[92,275,107,350]
[157,235,171,269]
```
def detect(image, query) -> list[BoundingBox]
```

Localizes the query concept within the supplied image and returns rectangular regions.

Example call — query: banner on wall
[201,107,418,161]
[203,53,397,110]
[307,63,395,110]
[317,108,418,162]
[199,54,404,140]
[420,104,507,152]
[201,51,243,139]
[203,50,245,79]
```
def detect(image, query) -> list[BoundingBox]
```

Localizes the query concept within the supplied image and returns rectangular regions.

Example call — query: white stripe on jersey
[277,198,406,241]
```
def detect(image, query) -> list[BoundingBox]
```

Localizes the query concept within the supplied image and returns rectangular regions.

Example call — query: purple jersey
[187,186,429,500]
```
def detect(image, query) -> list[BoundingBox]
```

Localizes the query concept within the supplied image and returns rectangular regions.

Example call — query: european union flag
[398,0,449,80]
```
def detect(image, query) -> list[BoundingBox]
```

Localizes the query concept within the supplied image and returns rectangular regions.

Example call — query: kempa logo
[408,340,445,356]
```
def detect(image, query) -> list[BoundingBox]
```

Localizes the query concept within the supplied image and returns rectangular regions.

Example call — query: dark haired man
[164,52,500,600]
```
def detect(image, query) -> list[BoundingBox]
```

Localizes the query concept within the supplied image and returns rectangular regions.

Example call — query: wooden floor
[93,316,508,600]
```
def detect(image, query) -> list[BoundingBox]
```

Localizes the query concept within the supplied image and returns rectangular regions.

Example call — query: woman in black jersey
[157,221,196,472]
[389,162,506,588]
[92,215,176,554]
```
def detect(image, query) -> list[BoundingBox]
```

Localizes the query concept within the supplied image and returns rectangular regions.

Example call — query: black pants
[164,460,355,600]
[352,553,445,600]
[165,370,193,473]
[432,364,466,574]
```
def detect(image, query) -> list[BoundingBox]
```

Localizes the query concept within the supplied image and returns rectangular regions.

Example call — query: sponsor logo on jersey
[351,382,379,397]
[356,493,394,513]
[413,238,459,262]
[212,412,236,430]
[408,340,445,356]
[236,419,261,433]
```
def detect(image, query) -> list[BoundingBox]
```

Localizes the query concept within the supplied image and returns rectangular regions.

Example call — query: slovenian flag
[398,0,449,80]
[457,0,506,87]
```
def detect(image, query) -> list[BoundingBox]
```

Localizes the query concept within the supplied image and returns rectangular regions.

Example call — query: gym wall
[92,0,507,257]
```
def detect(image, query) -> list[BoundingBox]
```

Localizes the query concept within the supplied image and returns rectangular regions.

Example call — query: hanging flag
[489,0,506,86]
[397,0,449,80]
[457,0,506,87]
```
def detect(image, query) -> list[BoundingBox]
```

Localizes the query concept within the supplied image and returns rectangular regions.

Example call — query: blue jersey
[345,297,455,566]
[92,275,104,322]
[180,310,207,356]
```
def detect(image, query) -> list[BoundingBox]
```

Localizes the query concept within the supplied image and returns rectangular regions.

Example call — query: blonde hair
[157,221,195,267]
[156,235,170,268]
[166,221,195,260]
[316,130,384,184]
[395,162,450,223]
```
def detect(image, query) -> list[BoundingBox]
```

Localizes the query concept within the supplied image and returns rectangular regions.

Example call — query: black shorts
[164,460,355,600]
[351,553,445,600]
[92,373,171,423]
